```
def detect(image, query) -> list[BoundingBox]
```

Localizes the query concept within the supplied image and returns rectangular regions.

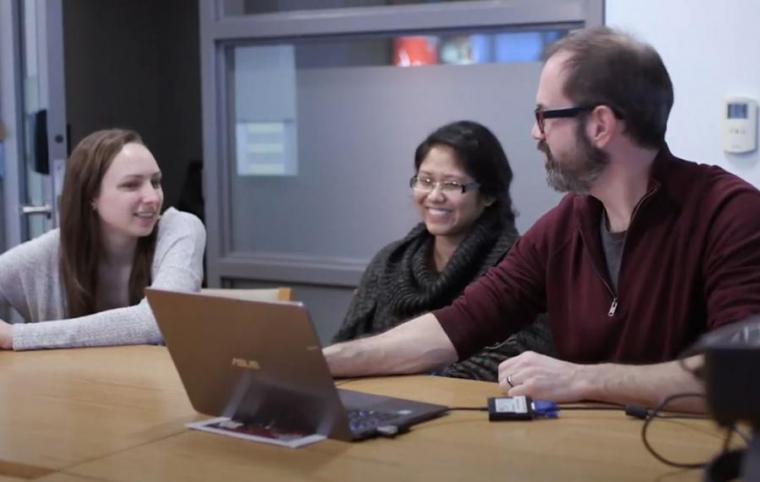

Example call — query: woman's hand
[0,320,13,350]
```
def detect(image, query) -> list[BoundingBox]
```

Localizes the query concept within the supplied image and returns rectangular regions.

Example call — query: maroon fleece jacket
[435,148,760,364]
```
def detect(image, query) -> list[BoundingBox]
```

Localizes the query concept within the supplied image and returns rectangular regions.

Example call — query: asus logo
[231,357,261,370]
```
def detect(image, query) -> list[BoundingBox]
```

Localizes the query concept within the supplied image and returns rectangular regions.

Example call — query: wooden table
[0,346,727,481]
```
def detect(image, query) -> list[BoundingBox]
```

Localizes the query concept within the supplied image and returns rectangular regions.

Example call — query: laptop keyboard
[346,409,400,438]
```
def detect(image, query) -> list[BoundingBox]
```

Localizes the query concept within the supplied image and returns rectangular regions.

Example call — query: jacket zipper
[607,298,618,317]
[585,252,619,317]
[594,184,659,318]
[595,182,660,318]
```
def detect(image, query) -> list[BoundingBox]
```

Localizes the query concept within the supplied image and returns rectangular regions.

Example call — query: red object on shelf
[393,37,438,67]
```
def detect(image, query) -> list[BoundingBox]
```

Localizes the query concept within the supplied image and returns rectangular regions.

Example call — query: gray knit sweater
[0,208,206,350]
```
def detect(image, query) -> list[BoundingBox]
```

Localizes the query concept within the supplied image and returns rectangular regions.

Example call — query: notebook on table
[146,288,448,441]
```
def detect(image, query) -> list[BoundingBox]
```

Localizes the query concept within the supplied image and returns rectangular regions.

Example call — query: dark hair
[59,128,158,317]
[544,27,673,149]
[414,120,515,224]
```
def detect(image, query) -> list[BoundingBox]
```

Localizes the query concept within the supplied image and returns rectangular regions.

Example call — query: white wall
[606,0,760,186]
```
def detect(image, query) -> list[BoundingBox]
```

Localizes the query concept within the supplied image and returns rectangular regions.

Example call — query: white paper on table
[186,417,326,448]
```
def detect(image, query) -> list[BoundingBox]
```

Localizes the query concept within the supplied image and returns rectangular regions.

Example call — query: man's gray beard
[545,159,606,194]
[540,131,609,194]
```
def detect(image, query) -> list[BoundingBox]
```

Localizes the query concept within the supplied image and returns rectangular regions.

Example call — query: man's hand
[497,351,706,411]
[0,320,13,350]
[497,351,593,402]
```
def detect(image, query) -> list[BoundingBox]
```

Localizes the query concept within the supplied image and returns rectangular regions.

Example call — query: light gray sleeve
[0,231,61,322]
[0,241,29,319]
[12,211,206,350]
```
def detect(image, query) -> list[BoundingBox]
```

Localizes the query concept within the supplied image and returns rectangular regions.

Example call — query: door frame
[0,0,25,248]
[0,0,68,250]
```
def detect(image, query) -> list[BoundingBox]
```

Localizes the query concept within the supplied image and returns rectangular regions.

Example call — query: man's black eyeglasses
[534,105,597,135]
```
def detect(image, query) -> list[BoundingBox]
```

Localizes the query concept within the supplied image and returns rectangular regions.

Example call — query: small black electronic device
[692,315,760,482]
[693,316,760,426]
[487,396,538,421]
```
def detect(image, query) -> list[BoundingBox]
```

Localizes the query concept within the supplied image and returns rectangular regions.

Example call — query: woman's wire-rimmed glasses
[409,175,480,195]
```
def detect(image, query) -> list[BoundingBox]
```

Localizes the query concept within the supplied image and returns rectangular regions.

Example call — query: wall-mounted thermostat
[722,97,758,154]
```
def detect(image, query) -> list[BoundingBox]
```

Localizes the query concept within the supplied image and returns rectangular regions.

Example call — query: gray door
[0,0,68,249]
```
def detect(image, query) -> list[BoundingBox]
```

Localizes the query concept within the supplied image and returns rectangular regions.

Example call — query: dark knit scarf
[382,210,513,323]
[334,209,517,341]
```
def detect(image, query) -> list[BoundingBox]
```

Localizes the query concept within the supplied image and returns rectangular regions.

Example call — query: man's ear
[587,105,620,148]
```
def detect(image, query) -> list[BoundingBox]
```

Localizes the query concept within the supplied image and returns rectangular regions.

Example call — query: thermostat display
[722,97,758,154]
[727,103,748,119]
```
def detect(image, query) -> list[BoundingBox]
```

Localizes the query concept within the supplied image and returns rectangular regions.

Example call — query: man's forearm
[584,356,705,411]
[324,313,458,377]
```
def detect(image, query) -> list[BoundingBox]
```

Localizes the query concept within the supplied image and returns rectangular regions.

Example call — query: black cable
[447,404,627,415]
[641,392,711,469]
[453,394,732,470]
[447,405,627,412]
[722,427,735,453]
[654,413,710,420]
[448,403,709,418]
[448,405,626,412]
[561,402,709,419]
[559,403,626,411]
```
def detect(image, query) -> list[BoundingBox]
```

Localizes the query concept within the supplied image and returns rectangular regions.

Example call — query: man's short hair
[545,27,674,149]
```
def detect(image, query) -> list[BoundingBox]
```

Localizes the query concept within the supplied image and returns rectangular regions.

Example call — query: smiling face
[92,142,163,247]
[532,51,609,194]
[413,145,492,245]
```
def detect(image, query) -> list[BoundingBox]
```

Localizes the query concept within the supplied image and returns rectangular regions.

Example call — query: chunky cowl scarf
[335,209,515,340]
[333,210,553,380]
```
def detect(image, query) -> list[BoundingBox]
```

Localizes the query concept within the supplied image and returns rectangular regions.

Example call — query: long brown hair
[59,129,158,317]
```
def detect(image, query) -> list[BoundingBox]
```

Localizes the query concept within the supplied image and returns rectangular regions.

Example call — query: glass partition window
[226,27,568,259]
[400,31,566,66]
[233,29,567,70]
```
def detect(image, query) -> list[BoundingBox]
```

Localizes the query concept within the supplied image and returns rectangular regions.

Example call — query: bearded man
[324,27,760,411]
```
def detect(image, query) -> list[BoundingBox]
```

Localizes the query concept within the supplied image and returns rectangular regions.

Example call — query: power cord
[452,395,739,471]
[447,406,487,411]
[450,396,727,470]
[640,392,738,469]
[449,402,708,417]
[449,401,631,421]
[448,403,708,416]
[560,403,628,412]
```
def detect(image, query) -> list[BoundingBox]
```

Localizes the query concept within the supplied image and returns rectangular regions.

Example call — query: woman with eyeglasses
[0,128,206,350]
[332,120,552,381]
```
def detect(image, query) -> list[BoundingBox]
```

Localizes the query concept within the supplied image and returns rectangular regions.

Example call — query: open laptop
[146,288,448,441]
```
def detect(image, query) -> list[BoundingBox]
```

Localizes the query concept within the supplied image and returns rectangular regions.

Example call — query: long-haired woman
[0,128,205,350]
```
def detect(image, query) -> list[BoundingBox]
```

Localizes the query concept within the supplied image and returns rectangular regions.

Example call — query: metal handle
[21,204,53,216]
